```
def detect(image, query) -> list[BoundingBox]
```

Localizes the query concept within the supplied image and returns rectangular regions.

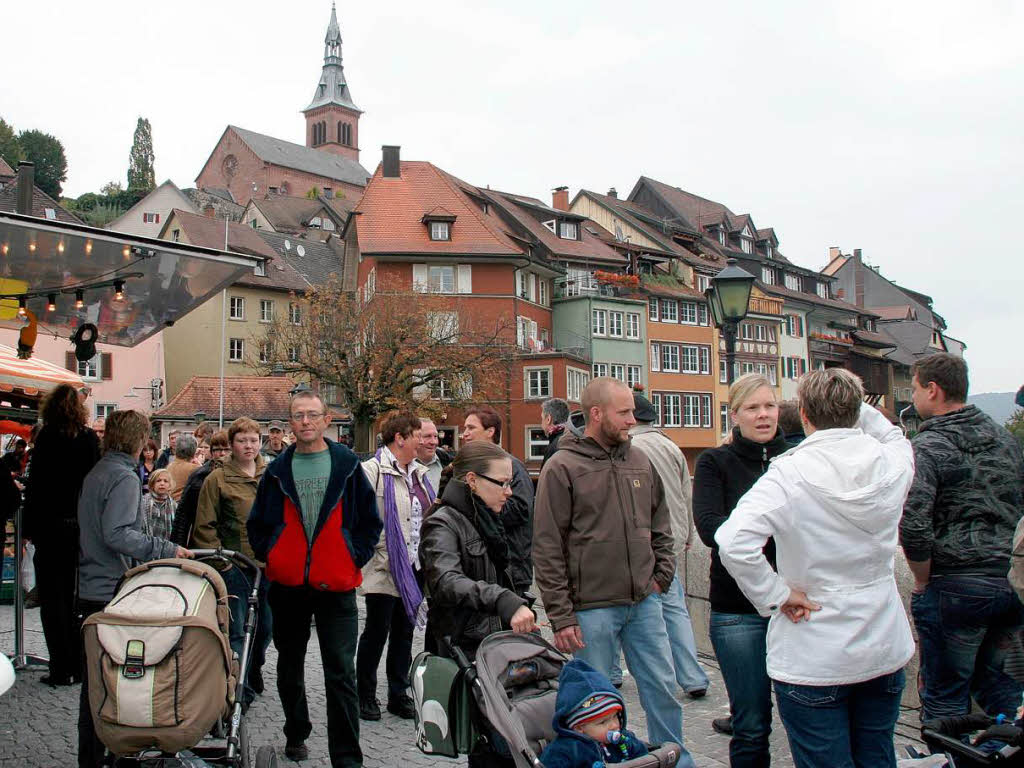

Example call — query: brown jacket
[533,434,675,631]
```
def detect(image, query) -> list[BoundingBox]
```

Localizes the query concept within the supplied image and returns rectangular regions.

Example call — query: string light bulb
[17,296,26,317]
[1,243,8,256]
[28,241,36,253]
[57,240,65,254]
[113,279,125,301]
[47,294,57,312]
[84,240,93,255]
[122,245,131,258]
[75,289,85,309]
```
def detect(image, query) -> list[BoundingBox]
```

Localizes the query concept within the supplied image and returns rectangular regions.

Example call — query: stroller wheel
[254,746,278,768]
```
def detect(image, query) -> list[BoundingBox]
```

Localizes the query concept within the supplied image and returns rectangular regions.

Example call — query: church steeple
[303,2,362,162]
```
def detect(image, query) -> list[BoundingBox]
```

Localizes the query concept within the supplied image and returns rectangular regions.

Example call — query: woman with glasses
[419,440,537,768]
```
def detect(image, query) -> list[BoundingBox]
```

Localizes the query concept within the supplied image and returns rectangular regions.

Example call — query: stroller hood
[552,658,627,737]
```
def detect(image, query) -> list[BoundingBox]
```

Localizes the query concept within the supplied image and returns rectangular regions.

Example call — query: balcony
[749,295,784,316]
[554,273,639,299]
[516,328,591,361]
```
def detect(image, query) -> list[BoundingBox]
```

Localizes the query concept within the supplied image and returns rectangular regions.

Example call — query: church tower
[303,3,362,162]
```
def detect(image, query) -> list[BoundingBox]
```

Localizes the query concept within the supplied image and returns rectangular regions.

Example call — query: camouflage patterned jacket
[900,405,1024,576]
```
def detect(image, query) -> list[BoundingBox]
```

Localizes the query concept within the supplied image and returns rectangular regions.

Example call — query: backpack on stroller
[411,631,682,768]
[81,550,277,767]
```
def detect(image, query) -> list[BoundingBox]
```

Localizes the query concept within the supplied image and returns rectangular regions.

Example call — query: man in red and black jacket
[248,390,382,767]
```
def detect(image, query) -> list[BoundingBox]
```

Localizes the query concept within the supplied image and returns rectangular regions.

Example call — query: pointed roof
[304,3,360,113]
[0,157,14,175]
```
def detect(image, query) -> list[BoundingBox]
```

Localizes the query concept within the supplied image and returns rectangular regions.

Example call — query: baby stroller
[82,549,277,768]
[910,713,1024,767]
[411,630,682,768]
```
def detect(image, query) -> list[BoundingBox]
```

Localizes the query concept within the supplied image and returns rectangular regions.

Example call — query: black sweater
[693,427,789,614]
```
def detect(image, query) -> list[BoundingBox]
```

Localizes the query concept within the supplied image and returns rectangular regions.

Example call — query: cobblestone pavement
[1,598,925,766]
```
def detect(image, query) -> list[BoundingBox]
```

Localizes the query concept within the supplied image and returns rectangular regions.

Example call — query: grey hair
[174,433,198,459]
[541,397,569,425]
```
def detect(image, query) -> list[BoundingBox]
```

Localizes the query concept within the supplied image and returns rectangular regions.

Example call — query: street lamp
[705,259,756,386]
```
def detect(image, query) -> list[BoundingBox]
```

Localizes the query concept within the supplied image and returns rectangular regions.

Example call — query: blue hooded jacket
[538,659,648,768]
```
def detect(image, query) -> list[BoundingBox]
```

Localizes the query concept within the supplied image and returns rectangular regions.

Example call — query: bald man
[533,377,691,763]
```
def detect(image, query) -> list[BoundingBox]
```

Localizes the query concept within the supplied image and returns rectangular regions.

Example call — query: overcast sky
[3,1,1021,394]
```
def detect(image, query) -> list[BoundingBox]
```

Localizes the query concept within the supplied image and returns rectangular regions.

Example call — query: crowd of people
[3,350,1023,768]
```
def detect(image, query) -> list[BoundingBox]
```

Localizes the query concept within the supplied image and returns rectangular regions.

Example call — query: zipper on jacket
[609,457,636,602]
[272,473,314,586]
[762,445,768,473]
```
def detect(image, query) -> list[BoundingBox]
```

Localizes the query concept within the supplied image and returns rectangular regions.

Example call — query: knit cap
[566,694,622,730]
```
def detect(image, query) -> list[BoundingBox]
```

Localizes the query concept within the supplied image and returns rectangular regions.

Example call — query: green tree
[0,118,24,168]
[127,117,156,197]
[17,129,67,198]
[100,180,123,196]
[1007,408,1024,447]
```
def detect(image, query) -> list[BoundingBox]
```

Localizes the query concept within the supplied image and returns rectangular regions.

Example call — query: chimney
[203,205,216,218]
[552,186,569,211]
[16,162,34,215]
[607,187,618,199]
[382,145,401,178]
[852,248,865,307]
[827,246,841,262]
[853,248,862,262]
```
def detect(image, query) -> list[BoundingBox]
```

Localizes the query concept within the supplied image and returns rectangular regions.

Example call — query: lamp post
[705,259,756,386]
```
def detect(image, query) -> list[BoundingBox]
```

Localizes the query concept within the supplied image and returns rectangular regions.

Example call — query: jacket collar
[727,427,788,462]
[265,439,358,515]
[105,451,139,470]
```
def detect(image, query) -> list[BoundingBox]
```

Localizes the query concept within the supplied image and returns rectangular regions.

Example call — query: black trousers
[269,584,362,768]
[77,598,109,768]
[356,592,414,702]
[35,539,81,680]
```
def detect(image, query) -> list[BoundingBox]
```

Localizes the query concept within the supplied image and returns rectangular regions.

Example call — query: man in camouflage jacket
[900,353,1024,720]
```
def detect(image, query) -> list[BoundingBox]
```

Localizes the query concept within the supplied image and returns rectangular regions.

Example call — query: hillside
[968,392,1019,425]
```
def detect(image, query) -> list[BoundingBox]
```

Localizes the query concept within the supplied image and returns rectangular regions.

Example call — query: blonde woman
[693,373,788,767]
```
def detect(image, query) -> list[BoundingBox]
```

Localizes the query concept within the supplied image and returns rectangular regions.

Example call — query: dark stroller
[412,630,683,768]
[84,549,277,768]
[916,713,1024,767]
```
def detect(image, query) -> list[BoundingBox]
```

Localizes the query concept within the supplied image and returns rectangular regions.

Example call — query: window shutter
[101,353,113,380]
[65,351,76,371]
[457,264,472,294]
[155,213,160,224]
[412,264,428,292]
[798,316,804,337]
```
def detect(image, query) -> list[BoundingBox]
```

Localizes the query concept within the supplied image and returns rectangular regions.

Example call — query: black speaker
[73,323,98,362]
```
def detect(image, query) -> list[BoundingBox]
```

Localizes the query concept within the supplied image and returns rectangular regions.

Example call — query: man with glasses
[248,391,382,766]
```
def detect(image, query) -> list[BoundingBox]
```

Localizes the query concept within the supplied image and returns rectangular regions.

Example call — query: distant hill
[969,392,1019,425]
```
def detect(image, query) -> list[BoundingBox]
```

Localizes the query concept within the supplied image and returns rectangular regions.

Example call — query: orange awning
[0,342,82,395]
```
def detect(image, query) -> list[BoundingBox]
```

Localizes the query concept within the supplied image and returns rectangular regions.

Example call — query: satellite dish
[284,239,291,251]
[297,245,306,257]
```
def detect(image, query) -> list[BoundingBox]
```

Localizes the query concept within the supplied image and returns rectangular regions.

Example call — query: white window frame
[741,323,753,340]
[592,363,609,378]
[650,342,661,372]
[288,345,300,363]
[608,311,623,338]
[229,338,244,362]
[259,342,270,363]
[95,403,116,420]
[698,304,709,326]
[566,368,589,402]
[768,364,778,386]
[719,359,728,384]
[229,295,245,321]
[720,403,731,436]
[289,303,301,325]
[661,344,680,373]
[524,366,552,399]
[742,238,753,254]
[816,282,828,299]
[680,301,698,325]
[429,311,460,343]
[142,212,159,224]
[429,221,450,241]
[755,324,767,342]
[651,393,662,427]
[681,345,700,374]
[661,299,678,323]
[626,312,640,339]
[785,273,801,291]
[259,299,274,323]
[696,274,711,293]
[591,309,607,336]
[627,365,642,389]
[430,265,456,294]
[526,426,548,462]
[538,279,548,306]
[609,364,625,382]
[762,266,775,285]
[648,297,659,321]
[558,221,578,240]
[662,394,682,427]
[78,356,100,380]
[254,259,266,277]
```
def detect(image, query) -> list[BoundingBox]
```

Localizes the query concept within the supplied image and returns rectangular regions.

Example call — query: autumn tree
[127,117,156,198]
[252,274,516,450]
[17,129,67,198]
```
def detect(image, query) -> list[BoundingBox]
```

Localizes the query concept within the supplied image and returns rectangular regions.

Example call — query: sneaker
[387,694,416,720]
[359,697,382,721]
[687,688,707,699]
[712,716,733,735]
[284,740,308,761]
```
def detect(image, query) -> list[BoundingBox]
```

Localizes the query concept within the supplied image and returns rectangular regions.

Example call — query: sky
[3,0,1021,393]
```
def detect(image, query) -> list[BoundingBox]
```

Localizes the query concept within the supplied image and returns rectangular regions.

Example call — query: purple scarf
[377,449,435,626]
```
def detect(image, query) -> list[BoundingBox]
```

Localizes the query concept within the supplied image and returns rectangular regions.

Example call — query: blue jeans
[911,575,1024,720]
[222,564,272,701]
[609,575,710,693]
[709,611,772,768]
[575,594,696,768]
[774,669,905,768]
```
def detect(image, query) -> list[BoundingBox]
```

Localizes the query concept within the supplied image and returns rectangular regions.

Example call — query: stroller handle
[922,712,993,736]
[188,548,262,579]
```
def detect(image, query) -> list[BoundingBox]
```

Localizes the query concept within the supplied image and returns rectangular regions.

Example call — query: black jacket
[693,427,789,614]
[22,425,101,545]
[170,458,218,546]
[540,425,566,469]
[419,479,527,659]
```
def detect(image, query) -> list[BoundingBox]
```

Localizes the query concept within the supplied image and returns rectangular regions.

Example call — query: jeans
[774,669,905,768]
[608,576,710,694]
[221,564,272,702]
[356,592,414,702]
[709,611,772,768]
[270,584,362,767]
[575,594,696,768]
[911,575,1024,720]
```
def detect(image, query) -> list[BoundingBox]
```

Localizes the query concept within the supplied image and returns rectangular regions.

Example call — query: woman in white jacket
[715,368,915,768]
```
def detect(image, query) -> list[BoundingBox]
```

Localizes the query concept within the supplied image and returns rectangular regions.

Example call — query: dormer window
[254,260,266,277]
[741,238,752,254]
[765,244,774,258]
[558,221,578,240]
[423,207,456,241]
[718,227,726,245]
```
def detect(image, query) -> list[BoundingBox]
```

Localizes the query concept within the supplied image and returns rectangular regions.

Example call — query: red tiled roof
[354,162,524,256]
[0,175,83,224]
[821,254,849,276]
[0,158,14,175]
[155,376,299,421]
[872,305,917,321]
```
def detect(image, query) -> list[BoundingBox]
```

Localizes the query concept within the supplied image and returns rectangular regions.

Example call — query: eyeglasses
[211,447,230,454]
[290,411,325,423]
[475,472,513,490]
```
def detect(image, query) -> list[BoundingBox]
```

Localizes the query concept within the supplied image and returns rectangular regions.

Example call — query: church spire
[304,2,360,114]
